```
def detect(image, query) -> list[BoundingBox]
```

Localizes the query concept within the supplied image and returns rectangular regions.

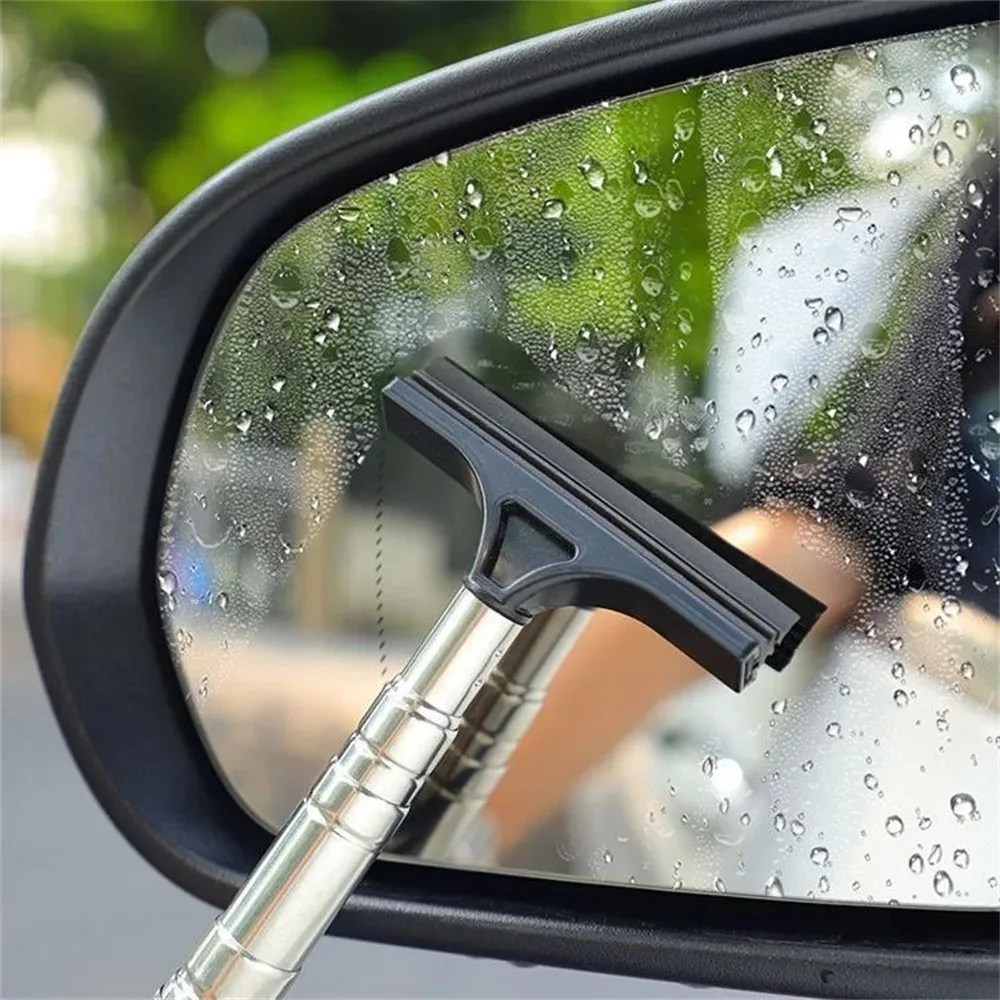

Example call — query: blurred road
[0,441,753,999]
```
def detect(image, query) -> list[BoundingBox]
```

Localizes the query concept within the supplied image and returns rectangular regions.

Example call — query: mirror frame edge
[23,1,999,996]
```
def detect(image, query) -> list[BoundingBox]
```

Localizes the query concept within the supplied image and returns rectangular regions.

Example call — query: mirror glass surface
[159,21,999,908]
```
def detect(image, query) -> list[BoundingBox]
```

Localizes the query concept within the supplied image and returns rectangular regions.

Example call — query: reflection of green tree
[202,48,872,454]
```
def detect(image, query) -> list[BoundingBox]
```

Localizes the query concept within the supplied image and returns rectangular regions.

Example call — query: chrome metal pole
[404,607,592,863]
[156,587,521,1000]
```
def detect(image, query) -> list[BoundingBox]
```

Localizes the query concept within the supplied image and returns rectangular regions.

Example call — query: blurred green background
[0,0,642,456]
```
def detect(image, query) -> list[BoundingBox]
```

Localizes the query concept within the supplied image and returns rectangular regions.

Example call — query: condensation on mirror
[159,22,999,909]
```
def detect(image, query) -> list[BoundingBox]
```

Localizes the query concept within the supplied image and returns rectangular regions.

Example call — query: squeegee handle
[156,588,521,1000]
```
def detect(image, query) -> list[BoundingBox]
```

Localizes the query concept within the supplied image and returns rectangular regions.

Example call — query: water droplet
[864,773,879,790]
[933,140,954,168]
[433,150,450,167]
[263,404,276,423]
[235,410,253,435]
[953,119,970,139]
[763,404,777,422]
[770,373,789,394]
[966,180,985,209]
[813,327,830,345]
[633,190,663,218]
[773,813,787,832]
[908,853,925,874]
[702,755,716,777]
[741,156,768,193]
[735,409,756,436]
[802,759,815,772]
[818,875,830,893]
[269,265,302,309]
[718,797,730,815]
[953,848,970,869]
[950,64,977,93]
[158,570,178,596]
[541,197,565,219]
[885,815,905,837]
[664,179,685,211]
[764,875,784,897]
[791,818,805,838]
[894,689,910,707]
[810,846,829,866]
[602,848,614,864]
[942,596,961,618]
[464,178,484,209]
[216,591,229,611]
[950,792,976,821]
[846,487,874,510]
[837,206,863,224]
[862,323,891,360]
[739,812,751,826]
[271,376,286,393]
[640,264,663,297]
[322,307,341,332]
[674,107,696,142]
[197,676,209,699]
[886,169,902,188]
[575,324,602,363]
[835,269,849,283]
[933,870,954,897]
[959,661,975,680]
[885,86,904,107]
[578,156,606,191]
[714,877,727,893]
[766,146,784,179]
[812,116,828,136]
[908,124,924,145]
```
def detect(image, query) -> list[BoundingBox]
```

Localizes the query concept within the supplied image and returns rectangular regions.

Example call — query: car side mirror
[25,2,999,998]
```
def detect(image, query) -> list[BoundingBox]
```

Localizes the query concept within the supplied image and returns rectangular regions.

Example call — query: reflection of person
[482,167,999,863]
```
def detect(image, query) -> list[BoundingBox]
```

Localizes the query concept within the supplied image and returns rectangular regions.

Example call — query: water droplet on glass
[602,849,614,864]
[569,323,610,369]
[835,269,849,283]
[818,875,830,893]
[933,141,953,167]
[950,64,977,93]
[216,591,229,611]
[741,156,768,193]
[885,86,904,107]
[766,147,784,179]
[770,373,789,394]
[464,178,484,208]
[950,792,976,821]
[640,265,663,297]
[158,570,178,596]
[197,676,209,699]
[674,107,696,142]
[764,875,784,897]
[433,150,450,166]
[928,843,943,864]
[885,815,905,837]
[235,410,253,435]
[335,204,361,222]
[862,323,891,360]
[933,870,954,897]
[664,179,685,211]
[966,180,985,209]
[908,124,924,145]
[541,197,565,219]
[263,404,276,423]
[702,755,716,777]
[271,376,286,393]
[886,169,902,188]
[718,797,730,815]
[959,661,975,680]
[942,596,961,618]
[578,156,606,191]
[763,404,777,422]
[826,722,842,738]
[953,848,970,869]
[953,119,970,139]
[864,773,879,790]
[837,206,863,224]
[810,846,829,866]
[813,327,830,345]
[802,759,815,772]
[386,236,412,278]
[894,689,910,707]
[714,877,727,893]
[634,191,663,218]
[739,812,751,827]
[773,812,787,832]
[908,853,925,874]
[823,307,844,333]
[269,265,302,309]
[735,409,756,436]
[791,818,805,838]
